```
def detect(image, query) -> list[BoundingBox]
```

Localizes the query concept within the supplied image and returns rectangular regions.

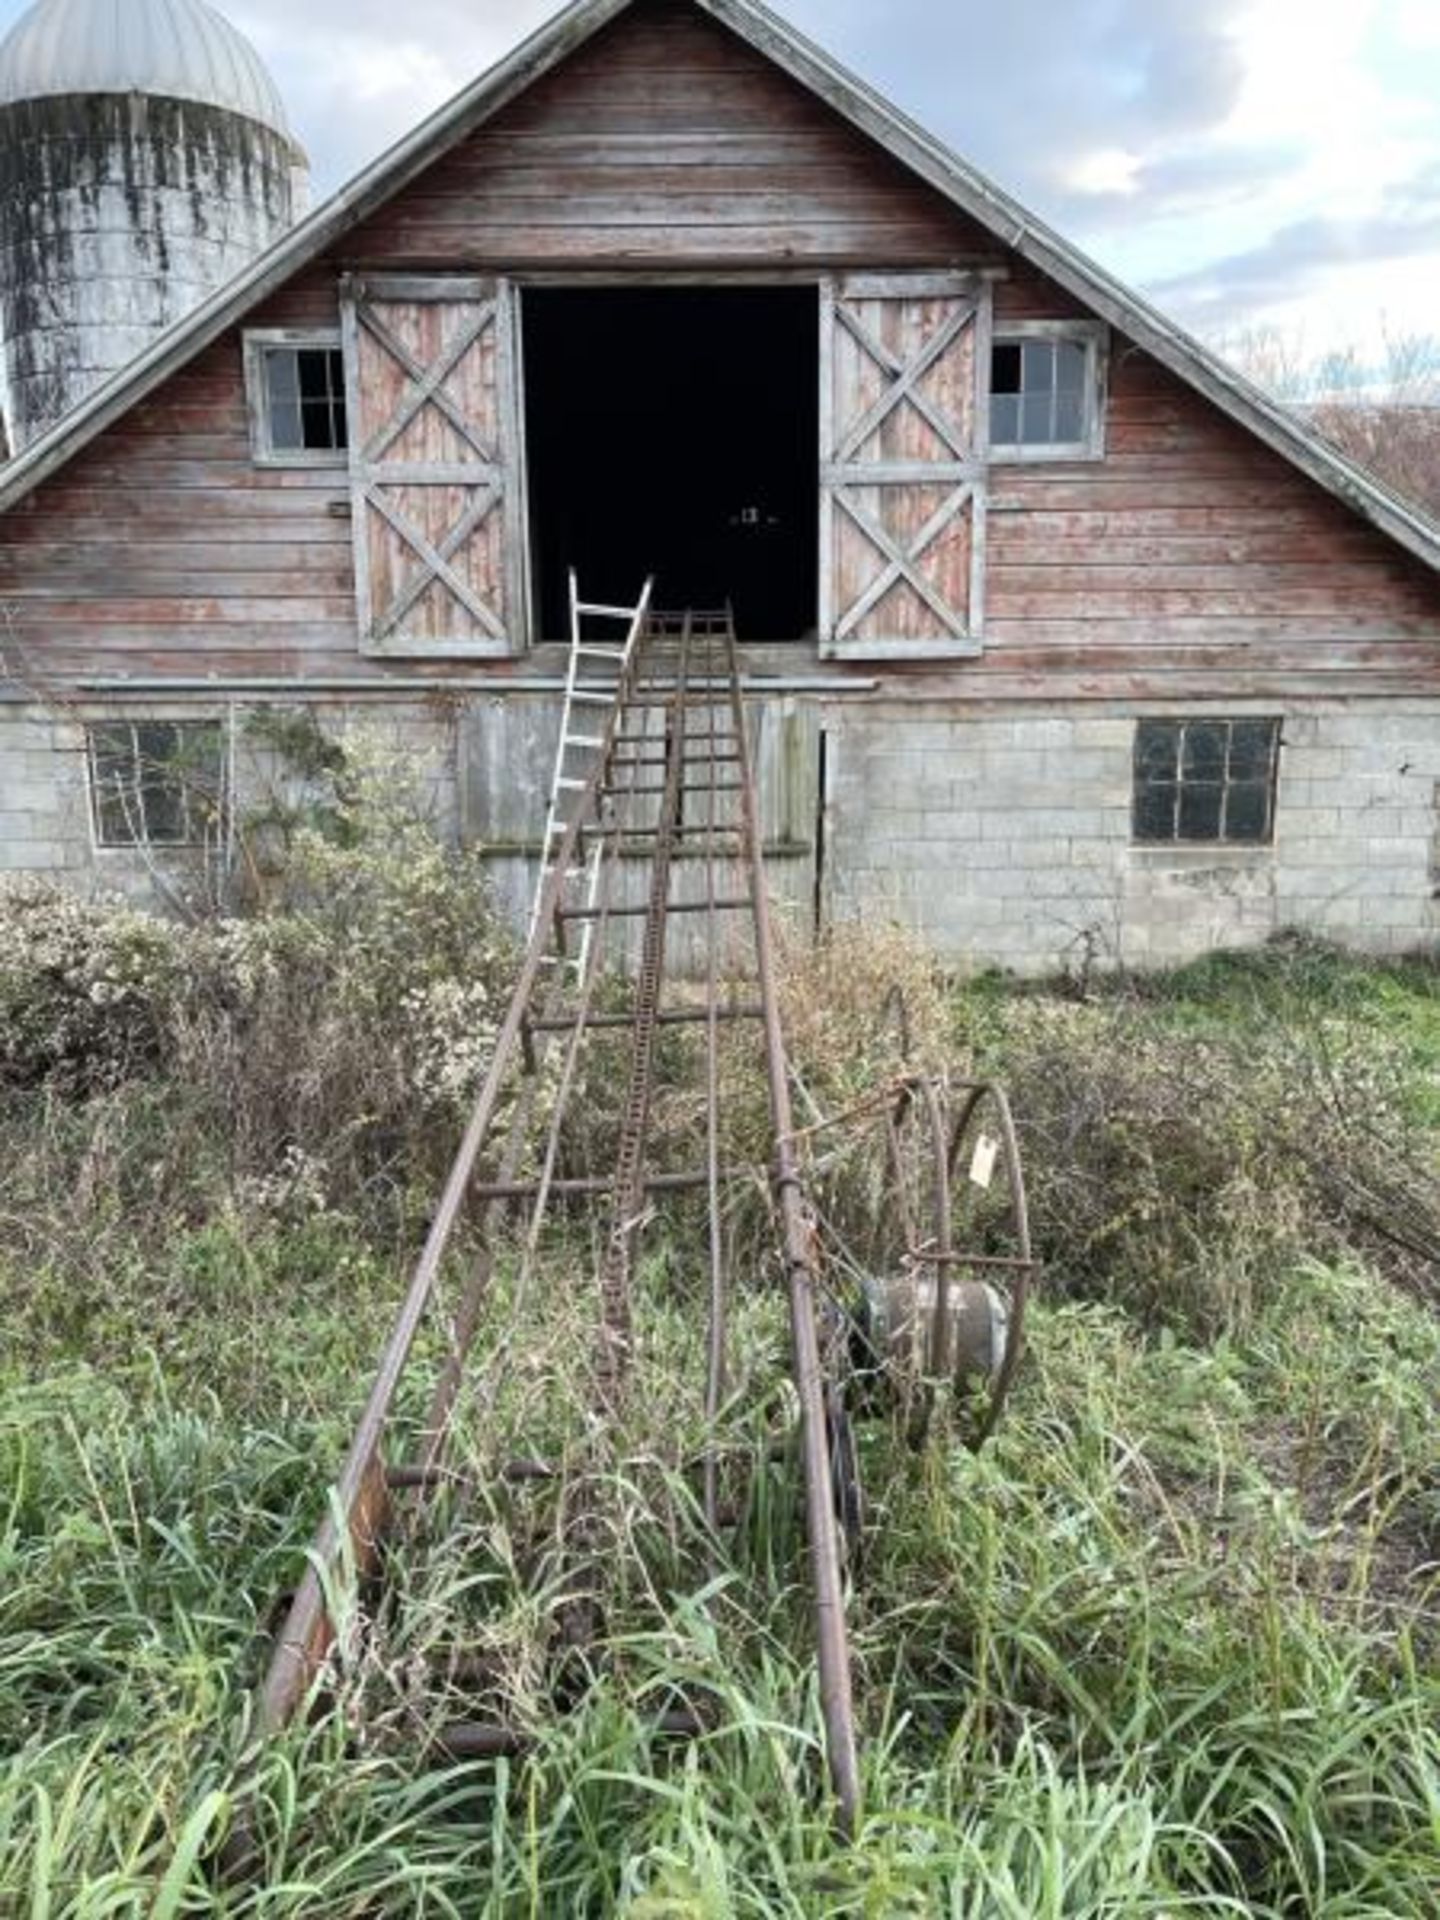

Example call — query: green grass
[1,935,1437,1914]
[2,1258,1436,1914]
[1003,937,1440,1131]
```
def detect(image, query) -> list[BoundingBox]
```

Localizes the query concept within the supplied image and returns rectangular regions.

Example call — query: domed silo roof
[0,0,294,143]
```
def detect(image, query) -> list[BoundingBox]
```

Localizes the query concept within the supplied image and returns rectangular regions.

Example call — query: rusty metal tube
[722,625,861,1836]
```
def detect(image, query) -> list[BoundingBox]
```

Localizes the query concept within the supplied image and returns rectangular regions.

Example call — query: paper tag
[969,1133,999,1189]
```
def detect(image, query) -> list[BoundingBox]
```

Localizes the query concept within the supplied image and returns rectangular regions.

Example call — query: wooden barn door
[819,272,989,658]
[342,274,528,655]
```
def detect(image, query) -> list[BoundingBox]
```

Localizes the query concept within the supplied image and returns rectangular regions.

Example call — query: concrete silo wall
[0,92,297,449]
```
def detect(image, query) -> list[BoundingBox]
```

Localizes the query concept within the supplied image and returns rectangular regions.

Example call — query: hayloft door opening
[522,287,819,641]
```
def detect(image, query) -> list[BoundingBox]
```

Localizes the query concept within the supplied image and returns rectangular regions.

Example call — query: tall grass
[2,1259,1435,1914]
[2,804,1437,1913]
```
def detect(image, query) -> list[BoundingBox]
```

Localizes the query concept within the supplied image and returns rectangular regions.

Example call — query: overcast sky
[5,0,1439,373]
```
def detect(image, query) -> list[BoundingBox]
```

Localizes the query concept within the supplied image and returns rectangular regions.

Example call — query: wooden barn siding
[1,0,1438,696]
[350,1,978,267]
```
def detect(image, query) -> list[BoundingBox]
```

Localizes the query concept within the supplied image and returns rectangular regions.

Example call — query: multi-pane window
[245,333,348,461]
[87,721,226,848]
[990,324,1105,457]
[1133,718,1280,845]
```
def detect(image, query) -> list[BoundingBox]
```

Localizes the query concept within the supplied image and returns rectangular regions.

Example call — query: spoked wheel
[824,1370,865,1564]
[786,1069,1036,1578]
[942,1079,1034,1446]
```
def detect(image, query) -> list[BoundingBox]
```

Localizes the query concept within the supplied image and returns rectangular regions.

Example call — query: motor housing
[858,1271,1009,1390]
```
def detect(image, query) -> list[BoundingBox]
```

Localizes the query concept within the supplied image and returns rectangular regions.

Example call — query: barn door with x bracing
[342,274,528,655]
[820,272,989,658]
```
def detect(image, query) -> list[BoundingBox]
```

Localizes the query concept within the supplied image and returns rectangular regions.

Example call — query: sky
[5,0,1440,379]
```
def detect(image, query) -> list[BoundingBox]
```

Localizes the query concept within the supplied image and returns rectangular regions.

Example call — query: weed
[1,852,1436,1911]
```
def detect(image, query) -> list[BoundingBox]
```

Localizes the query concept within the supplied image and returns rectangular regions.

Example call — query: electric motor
[857,1271,1009,1391]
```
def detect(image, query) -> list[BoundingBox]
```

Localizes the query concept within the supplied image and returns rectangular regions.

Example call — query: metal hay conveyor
[241,580,1033,1839]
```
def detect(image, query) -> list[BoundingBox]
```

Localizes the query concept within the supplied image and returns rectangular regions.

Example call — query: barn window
[990,321,1106,459]
[1132,718,1279,845]
[87,720,227,848]
[245,332,348,463]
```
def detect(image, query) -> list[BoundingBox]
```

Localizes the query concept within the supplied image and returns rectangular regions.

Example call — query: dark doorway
[522,287,819,640]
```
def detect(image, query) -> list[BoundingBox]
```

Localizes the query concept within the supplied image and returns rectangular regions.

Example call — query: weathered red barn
[2,0,1437,968]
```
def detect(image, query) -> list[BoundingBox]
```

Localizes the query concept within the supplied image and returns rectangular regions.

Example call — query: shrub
[0,877,189,1091]
[982,979,1440,1335]
[0,729,516,1250]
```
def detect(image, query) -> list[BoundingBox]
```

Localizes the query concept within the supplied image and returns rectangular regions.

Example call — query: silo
[0,0,308,452]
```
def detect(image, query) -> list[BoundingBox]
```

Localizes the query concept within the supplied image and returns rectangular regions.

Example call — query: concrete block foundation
[2,692,1436,973]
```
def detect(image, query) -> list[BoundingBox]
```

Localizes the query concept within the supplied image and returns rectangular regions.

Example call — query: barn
[2,0,1438,971]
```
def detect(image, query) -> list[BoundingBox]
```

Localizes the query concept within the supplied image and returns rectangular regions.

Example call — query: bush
[0,877,190,1091]
[980,976,1440,1335]
[0,731,516,1257]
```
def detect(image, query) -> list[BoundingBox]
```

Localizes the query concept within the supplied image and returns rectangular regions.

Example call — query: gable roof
[2,0,1439,582]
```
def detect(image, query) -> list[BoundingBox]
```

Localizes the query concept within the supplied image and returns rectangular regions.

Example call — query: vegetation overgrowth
[1,756,1436,1914]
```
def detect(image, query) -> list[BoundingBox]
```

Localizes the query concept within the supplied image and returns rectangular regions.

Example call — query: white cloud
[1067,148,1141,196]
[0,0,1436,357]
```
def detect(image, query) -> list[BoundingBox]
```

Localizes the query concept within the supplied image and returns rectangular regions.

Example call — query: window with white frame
[989,322,1106,459]
[87,720,227,848]
[244,332,348,463]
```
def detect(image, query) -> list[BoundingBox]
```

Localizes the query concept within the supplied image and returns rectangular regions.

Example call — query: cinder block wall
[0,704,91,877]
[822,701,1440,972]
[4,695,1437,972]
[0,699,459,903]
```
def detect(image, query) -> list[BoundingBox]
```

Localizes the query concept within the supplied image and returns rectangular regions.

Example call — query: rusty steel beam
[721,621,862,1836]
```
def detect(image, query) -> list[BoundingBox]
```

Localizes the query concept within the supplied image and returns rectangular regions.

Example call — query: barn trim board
[0,0,1437,592]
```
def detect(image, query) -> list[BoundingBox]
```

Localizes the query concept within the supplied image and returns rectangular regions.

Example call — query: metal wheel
[941,1080,1033,1447]
[825,1380,865,1564]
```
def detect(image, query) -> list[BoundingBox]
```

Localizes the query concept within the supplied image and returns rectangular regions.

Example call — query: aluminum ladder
[530,570,654,976]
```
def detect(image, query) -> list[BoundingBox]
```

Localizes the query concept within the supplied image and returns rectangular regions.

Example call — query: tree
[1221,327,1440,526]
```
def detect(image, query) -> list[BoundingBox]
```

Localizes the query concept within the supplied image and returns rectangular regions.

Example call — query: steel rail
[721,621,861,1837]
[700,632,728,1540]
[594,612,693,1408]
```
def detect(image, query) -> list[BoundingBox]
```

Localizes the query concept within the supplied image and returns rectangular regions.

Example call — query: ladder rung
[617,781,740,796]
[529,1003,765,1034]
[563,734,604,750]
[576,602,640,619]
[435,1711,702,1760]
[569,691,616,705]
[471,1169,738,1200]
[556,777,587,791]
[558,897,751,921]
[612,749,739,765]
[576,644,627,660]
[585,824,743,843]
